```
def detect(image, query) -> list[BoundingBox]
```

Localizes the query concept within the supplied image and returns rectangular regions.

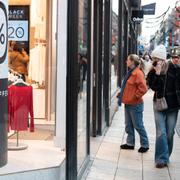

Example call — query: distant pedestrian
[142,53,152,76]
[118,54,149,153]
[171,48,180,65]
[147,45,180,168]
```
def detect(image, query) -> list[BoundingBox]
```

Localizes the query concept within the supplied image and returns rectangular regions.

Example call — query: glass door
[77,0,89,173]
[111,0,118,97]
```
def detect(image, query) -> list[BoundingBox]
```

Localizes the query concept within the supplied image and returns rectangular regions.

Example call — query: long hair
[13,43,23,53]
[128,54,145,72]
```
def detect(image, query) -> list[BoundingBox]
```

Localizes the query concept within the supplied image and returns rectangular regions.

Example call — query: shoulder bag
[154,75,168,111]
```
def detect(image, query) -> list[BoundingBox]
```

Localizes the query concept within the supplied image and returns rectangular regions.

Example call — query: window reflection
[77,0,88,171]
[111,0,118,96]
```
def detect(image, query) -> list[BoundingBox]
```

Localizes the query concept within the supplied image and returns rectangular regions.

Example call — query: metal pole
[97,0,103,135]
[66,0,78,179]
[117,0,123,86]
[104,0,112,126]
[92,1,99,137]
[0,0,8,167]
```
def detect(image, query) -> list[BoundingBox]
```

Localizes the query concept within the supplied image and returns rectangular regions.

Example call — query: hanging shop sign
[142,3,156,15]
[138,44,145,52]
[132,10,144,23]
[8,5,30,53]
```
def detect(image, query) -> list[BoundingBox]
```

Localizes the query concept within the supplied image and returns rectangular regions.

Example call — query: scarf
[118,67,135,106]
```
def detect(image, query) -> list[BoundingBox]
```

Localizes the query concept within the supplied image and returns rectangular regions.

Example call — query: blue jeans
[154,108,178,164]
[125,103,149,148]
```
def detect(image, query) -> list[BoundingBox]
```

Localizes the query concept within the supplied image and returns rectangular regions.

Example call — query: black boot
[138,147,149,153]
[120,144,134,150]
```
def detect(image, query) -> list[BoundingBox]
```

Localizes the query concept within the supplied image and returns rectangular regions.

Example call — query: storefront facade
[117,0,141,84]
[0,0,92,179]
[0,0,141,179]
[1,0,63,175]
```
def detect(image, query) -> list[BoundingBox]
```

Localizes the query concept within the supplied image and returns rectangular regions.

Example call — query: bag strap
[162,74,167,96]
[155,74,167,99]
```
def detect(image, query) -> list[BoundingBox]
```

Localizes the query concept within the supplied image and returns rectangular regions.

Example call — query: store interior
[8,0,56,147]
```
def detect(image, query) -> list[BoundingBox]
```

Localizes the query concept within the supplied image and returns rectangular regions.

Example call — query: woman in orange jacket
[118,54,149,153]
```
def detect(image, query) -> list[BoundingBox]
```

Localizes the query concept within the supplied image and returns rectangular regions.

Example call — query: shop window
[0,0,65,177]
[7,0,56,145]
[77,0,88,171]
[111,0,118,96]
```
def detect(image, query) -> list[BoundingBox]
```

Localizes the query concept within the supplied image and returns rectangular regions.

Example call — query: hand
[154,61,162,75]
[116,92,120,98]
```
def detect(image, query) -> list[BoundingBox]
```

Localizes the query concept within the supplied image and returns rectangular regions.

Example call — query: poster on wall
[8,5,30,53]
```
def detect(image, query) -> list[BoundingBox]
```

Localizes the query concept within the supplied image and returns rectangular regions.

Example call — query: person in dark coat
[147,45,180,169]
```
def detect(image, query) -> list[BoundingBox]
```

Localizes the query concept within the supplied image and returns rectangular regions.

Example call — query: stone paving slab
[115,168,142,180]
[83,91,180,180]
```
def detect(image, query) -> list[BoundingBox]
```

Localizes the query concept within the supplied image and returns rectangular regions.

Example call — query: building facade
[149,5,180,53]
[0,0,141,179]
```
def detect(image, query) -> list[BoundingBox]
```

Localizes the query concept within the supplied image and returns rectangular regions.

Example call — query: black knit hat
[171,48,180,57]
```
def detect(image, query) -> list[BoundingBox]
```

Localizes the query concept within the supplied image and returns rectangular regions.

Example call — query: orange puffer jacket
[122,67,148,105]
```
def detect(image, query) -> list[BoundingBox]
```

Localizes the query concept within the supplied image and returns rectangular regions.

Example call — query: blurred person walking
[118,54,149,153]
[147,45,180,168]
[142,53,152,76]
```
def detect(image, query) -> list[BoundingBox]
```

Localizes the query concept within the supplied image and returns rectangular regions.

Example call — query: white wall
[54,0,67,150]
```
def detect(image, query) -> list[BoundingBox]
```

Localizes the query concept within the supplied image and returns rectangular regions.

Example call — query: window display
[8,83,34,132]
[7,0,56,142]
[8,80,34,150]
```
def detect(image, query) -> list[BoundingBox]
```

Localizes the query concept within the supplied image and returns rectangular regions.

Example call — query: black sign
[132,10,144,23]
[8,5,29,53]
[9,6,29,20]
[142,3,156,15]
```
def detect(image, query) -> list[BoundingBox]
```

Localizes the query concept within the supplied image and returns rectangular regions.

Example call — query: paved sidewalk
[84,90,180,180]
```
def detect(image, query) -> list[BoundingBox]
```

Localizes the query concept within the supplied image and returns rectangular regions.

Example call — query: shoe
[120,144,134,150]
[156,163,167,169]
[138,147,149,153]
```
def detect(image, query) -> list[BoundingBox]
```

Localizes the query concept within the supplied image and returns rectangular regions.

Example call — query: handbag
[154,97,168,111]
[154,75,168,111]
